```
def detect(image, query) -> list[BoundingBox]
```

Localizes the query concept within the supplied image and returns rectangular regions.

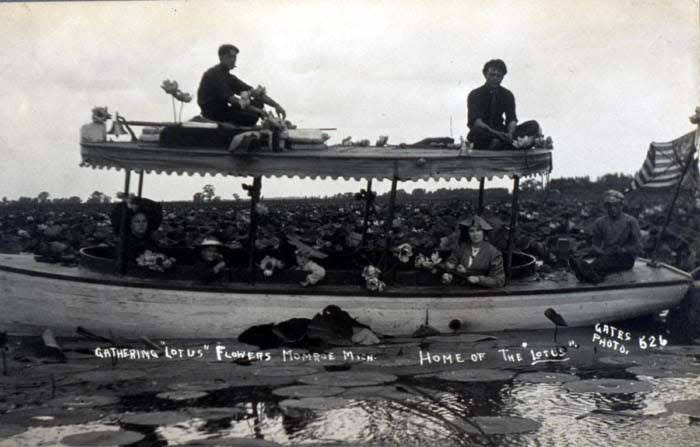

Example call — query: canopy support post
[247,176,262,284]
[505,175,520,284]
[477,178,485,215]
[360,179,373,248]
[116,170,132,275]
[137,170,144,198]
[383,176,399,274]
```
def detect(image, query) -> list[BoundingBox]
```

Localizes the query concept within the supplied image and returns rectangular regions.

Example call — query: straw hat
[458,215,493,231]
[603,190,625,204]
[198,237,223,247]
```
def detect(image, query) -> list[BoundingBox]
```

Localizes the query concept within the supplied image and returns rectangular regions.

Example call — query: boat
[0,115,692,338]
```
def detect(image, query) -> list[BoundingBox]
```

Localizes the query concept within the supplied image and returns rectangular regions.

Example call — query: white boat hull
[0,254,691,338]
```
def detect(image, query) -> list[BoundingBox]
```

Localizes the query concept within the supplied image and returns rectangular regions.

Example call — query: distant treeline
[1,173,694,210]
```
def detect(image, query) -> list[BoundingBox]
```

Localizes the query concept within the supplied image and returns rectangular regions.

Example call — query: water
[2,325,700,447]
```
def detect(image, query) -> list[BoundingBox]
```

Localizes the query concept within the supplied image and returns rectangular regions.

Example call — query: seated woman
[445,215,505,288]
[111,198,173,271]
[124,212,177,273]
[123,211,159,263]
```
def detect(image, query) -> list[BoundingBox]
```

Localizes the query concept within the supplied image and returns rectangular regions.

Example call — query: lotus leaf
[60,430,145,446]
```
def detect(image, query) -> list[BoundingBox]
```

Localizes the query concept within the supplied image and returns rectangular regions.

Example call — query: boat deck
[0,254,690,298]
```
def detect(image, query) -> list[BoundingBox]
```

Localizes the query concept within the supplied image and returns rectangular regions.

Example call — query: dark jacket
[447,240,506,288]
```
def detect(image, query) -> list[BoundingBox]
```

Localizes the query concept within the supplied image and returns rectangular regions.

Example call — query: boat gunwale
[0,255,690,299]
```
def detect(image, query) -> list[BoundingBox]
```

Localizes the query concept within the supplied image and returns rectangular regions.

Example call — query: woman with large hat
[110,196,166,266]
[445,215,505,288]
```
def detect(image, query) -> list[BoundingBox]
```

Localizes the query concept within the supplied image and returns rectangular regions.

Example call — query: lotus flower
[174,91,192,103]
[512,135,534,149]
[362,265,381,281]
[428,252,443,273]
[421,251,442,270]
[161,80,179,95]
[136,250,176,272]
[366,276,386,292]
[394,243,413,263]
[362,265,386,292]
[259,255,284,277]
[414,253,427,269]
[91,106,112,123]
[441,273,453,285]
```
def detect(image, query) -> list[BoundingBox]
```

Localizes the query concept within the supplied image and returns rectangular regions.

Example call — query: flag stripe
[630,131,698,190]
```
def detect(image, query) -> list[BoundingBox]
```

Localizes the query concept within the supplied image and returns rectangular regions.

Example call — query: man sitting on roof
[569,190,643,284]
[197,44,286,126]
[467,59,541,150]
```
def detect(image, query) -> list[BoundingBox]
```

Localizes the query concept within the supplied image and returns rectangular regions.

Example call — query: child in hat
[193,237,228,283]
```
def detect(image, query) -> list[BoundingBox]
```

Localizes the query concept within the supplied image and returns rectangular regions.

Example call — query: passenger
[110,196,165,264]
[110,195,162,237]
[197,44,286,126]
[446,216,505,288]
[192,237,228,283]
[295,248,326,287]
[123,211,161,264]
[569,190,643,284]
[466,59,541,150]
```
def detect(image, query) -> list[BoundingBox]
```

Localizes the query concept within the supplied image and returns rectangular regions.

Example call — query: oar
[42,329,66,363]
[544,308,568,343]
[140,336,164,354]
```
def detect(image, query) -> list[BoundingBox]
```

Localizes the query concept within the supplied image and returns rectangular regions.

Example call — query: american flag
[630,130,699,190]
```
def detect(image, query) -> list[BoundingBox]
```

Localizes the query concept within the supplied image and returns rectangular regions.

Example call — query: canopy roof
[80,141,552,181]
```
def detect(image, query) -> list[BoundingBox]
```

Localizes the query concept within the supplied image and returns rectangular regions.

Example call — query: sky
[1,0,699,201]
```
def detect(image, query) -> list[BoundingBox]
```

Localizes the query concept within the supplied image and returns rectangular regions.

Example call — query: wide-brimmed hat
[198,237,223,247]
[110,197,163,235]
[458,215,493,231]
[603,190,625,204]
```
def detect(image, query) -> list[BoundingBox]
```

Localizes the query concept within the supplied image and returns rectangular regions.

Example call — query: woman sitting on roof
[445,215,505,288]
